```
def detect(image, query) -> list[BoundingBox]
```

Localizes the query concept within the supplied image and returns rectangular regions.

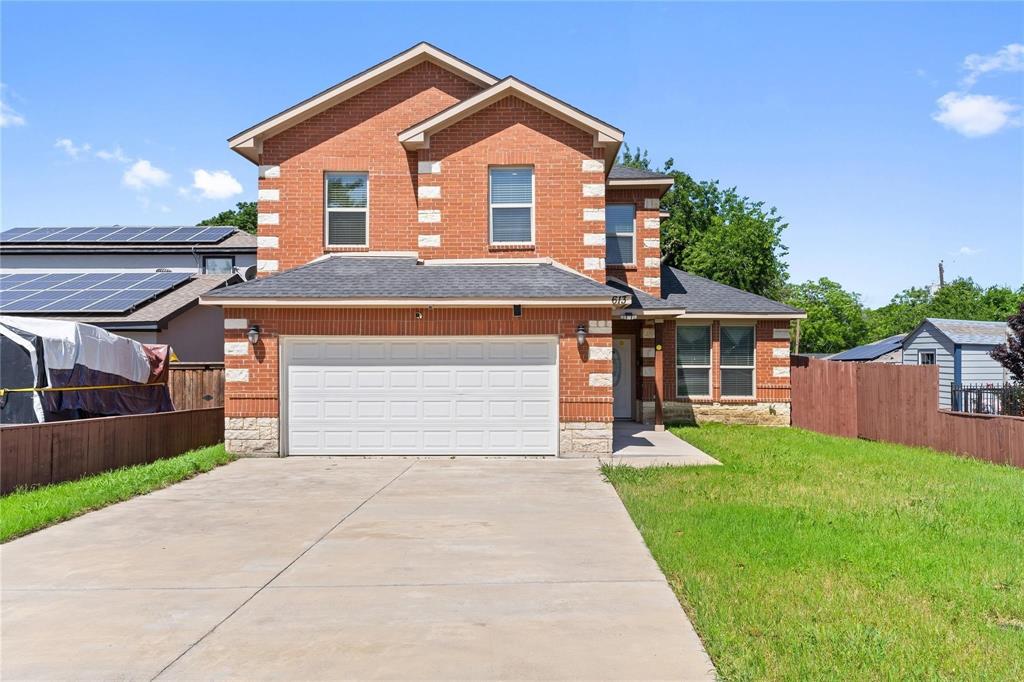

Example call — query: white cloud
[190,169,243,199]
[54,138,91,159]
[0,84,25,128]
[122,159,170,190]
[96,146,131,163]
[962,43,1024,87]
[956,246,982,256]
[932,91,1019,137]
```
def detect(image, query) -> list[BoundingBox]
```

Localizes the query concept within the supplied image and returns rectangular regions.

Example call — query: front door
[612,335,634,419]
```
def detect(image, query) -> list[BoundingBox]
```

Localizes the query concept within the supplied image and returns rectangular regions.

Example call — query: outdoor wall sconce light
[576,324,587,346]
[247,324,261,345]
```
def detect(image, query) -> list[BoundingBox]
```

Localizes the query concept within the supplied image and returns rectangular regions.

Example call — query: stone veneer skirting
[559,421,613,457]
[225,417,280,457]
[643,401,790,427]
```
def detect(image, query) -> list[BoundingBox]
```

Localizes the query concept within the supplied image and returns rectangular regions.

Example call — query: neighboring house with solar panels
[198,43,805,458]
[901,318,1010,409]
[0,226,256,361]
[829,334,906,364]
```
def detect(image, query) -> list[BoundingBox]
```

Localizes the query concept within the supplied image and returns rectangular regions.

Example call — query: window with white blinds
[606,204,635,265]
[490,167,534,243]
[720,325,755,397]
[325,172,368,246]
[676,325,711,397]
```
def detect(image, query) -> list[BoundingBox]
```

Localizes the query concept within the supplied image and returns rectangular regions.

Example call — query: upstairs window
[203,256,234,274]
[676,325,711,398]
[325,172,368,247]
[605,204,635,265]
[490,167,534,244]
[720,325,755,397]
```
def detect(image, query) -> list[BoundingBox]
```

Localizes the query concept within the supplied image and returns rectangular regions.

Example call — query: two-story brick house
[204,43,804,457]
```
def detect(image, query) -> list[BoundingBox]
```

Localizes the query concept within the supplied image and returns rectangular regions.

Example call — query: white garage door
[283,337,558,456]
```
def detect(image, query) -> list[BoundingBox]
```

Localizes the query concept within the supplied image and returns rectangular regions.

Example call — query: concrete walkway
[604,422,721,468]
[1,457,715,681]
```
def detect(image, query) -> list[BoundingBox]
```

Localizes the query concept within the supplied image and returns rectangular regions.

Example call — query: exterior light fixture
[621,311,636,321]
[576,324,587,346]
[247,324,261,345]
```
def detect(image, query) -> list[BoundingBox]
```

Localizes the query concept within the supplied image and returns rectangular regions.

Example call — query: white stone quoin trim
[224,342,248,356]
[258,189,280,201]
[641,366,655,377]
[581,159,604,172]
[418,209,441,223]
[256,236,279,248]
[774,366,791,378]
[644,198,660,209]
[417,161,441,174]
[417,234,441,247]
[583,208,605,222]
[773,328,791,339]
[644,257,660,267]
[588,320,612,334]
[258,165,280,179]
[644,277,661,288]
[224,318,248,329]
[643,238,660,249]
[257,260,279,273]
[642,347,655,358]
[582,183,605,197]
[583,233,606,246]
[583,257,605,271]
[641,327,655,339]
[257,213,279,225]
[225,368,249,382]
[417,185,441,199]
[589,346,613,361]
[589,373,613,387]
[773,347,790,358]
[644,218,660,230]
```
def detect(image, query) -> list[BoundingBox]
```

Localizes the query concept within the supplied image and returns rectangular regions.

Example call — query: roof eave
[200,295,627,308]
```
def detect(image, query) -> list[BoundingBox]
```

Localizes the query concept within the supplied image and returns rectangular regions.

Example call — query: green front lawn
[604,425,1024,681]
[1,444,233,543]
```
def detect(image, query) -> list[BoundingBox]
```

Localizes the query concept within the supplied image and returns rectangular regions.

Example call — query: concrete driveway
[1,457,714,681]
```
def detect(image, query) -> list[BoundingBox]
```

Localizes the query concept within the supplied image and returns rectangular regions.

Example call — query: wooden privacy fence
[791,359,1023,467]
[0,407,224,494]
[168,363,224,410]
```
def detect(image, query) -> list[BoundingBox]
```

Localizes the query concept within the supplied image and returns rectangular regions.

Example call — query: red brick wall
[257,62,483,271]
[605,188,663,298]
[660,319,792,403]
[417,95,606,272]
[223,306,613,422]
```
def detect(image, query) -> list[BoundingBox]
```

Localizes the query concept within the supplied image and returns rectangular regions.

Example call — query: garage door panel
[285,338,557,455]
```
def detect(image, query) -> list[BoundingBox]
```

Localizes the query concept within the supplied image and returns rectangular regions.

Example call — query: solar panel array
[0,226,234,244]
[0,272,192,314]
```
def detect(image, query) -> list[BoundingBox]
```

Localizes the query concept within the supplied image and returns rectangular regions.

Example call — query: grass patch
[604,424,1024,681]
[1,444,233,542]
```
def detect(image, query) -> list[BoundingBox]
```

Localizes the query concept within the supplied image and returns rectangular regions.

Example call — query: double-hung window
[605,204,635,265]
[489,167,534,244]
[676,325,711,398]
[325,172,368,247]
[918,350,936,365]
[720,325,755,397]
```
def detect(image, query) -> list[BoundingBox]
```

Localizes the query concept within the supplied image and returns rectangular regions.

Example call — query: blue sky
[2,2,1021,306]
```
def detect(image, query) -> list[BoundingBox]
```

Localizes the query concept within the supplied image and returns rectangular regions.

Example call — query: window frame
[324,171,370,248]
[202,255,235,275]
[918,350,936,366]
[719,323,757,399]
[605,203,636,266]
[675,323,712,399]
[488,165,535,246]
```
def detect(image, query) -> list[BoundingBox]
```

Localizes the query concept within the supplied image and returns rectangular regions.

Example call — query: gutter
[199,296,628,308]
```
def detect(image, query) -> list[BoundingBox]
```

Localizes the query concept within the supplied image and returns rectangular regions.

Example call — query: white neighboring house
[0,226,257,361]
[901,317,1010,409]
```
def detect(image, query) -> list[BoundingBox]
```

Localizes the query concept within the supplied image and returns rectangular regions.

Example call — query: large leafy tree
[617,145,789,300]
[783,278,869,354]
[990,301,1024,382]
[198,201,257,235]
[867,279,1024,340]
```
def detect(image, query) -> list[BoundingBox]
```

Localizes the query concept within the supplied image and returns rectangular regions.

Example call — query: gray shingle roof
[608,165,673,181]
[607,279,681,311]
[925,318,1009,346]
[830,334,905,361]
[659,267,803,315]
[205,257,622,300]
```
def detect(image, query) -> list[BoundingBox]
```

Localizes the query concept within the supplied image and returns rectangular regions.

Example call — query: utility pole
[938,260,945,288]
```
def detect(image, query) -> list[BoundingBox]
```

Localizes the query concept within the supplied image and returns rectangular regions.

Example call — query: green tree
[197,201,257,234]
[617,145,789,299]
[867,286,931,339]
[867,279,1024,340]
[784,278,869,354]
